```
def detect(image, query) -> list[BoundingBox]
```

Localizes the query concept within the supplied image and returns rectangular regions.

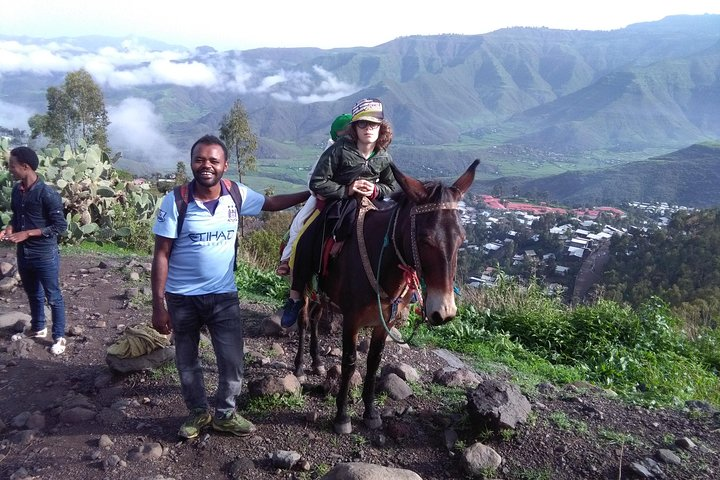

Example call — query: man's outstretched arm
[262,191,311,212]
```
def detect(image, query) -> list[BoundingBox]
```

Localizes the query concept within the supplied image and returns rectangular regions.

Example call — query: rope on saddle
[356,198,388,299]
[356,198,414,343]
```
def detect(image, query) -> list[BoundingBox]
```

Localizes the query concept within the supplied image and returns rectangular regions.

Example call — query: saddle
[319,196,378,276]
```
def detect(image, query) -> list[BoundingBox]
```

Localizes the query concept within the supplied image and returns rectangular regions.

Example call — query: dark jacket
[308,137,396,200]
[10,179,67,258]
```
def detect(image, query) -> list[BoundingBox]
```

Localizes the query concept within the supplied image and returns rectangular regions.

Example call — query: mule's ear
[451,159,480,195]
[390,162,428,203]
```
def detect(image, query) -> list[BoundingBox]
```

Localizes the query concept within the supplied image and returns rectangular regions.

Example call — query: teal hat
[330,114,352,141]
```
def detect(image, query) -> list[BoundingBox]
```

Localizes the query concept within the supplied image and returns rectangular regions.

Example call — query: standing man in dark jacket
[2,146,68,355]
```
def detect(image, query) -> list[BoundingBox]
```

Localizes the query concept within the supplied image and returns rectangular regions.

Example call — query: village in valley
[456,194,694,302]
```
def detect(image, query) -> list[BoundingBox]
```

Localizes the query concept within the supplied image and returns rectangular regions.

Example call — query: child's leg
[282,196,317,262]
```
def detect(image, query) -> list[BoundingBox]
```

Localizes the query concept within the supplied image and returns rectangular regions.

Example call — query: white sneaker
[11,327,48,341]
[51,337,66,355]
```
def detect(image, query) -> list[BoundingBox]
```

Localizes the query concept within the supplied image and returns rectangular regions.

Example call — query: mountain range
[1,14,719,206]
[501,142,720,208]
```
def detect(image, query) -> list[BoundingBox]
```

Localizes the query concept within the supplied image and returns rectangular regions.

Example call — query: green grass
[235,261,288,303]
[548,412,588,434]
[598,428,641,447]
[351,434,368,447]
[128,290,152,309]
[508,467,553,480]
[400,276,720,410]
[200,338,216,365]
[422,383,468,411]
[87,241,720,423]
[310,464,331,478]
[64,241,720,415]
[61,241,144,257]
[246,393,306,414]
[149,362,178,382]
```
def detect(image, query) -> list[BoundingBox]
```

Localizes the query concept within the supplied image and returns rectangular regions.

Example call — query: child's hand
[349,179,375,196]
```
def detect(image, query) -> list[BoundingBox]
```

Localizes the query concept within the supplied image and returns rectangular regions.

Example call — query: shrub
[426,277,720,407]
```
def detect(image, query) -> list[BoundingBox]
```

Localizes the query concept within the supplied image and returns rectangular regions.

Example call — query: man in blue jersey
[151,134,309,439]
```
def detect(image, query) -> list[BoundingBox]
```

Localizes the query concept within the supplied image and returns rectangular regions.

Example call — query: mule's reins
[356,198,459,343]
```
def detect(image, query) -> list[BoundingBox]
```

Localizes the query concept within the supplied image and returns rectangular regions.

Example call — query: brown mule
[293,160,480,434]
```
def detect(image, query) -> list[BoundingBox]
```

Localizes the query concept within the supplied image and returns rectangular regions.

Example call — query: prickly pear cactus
[0,140,159,250]
[0,138,14,227]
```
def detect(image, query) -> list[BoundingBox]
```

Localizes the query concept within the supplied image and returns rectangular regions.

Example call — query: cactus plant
[0,139,159,252]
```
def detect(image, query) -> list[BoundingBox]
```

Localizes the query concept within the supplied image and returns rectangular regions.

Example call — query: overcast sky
[5,0,720,51]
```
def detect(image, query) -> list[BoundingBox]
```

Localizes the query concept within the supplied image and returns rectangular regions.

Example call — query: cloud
[107,97,182,173]
[97,45,187,66]
[246,66,357,102]
[226,62,253,93]
[1,37,364,162]
[255,71,295,93]
[0,100,35,130]
[295,66,357,103]
[0,38,359,101]
[91,59,220,89]
[0,41,73,74]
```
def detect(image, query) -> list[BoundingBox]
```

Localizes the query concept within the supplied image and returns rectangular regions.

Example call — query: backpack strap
[167,183,190,258]
[173,183,191,239]
[221,178,243,211]
[221,179,244,270]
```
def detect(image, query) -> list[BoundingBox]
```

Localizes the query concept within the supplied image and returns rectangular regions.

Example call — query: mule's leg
[362,325,387,430]
[308,300,325,376]
[293,298,308,380]
[334,322,359,434]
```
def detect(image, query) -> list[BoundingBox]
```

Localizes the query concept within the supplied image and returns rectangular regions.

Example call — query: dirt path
[572,241,610,302]
[1,248,719,480]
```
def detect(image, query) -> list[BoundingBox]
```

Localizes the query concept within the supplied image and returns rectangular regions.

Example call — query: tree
[174,161,188,186]
[29,69,110,154]
[219,99,257,183]
[491,182,504,198]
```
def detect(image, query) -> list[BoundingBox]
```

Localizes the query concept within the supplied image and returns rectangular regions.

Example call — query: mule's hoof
[363,416,382,430]
[294,373,307,383]
[334,421,352,435]
[313,365,326,376]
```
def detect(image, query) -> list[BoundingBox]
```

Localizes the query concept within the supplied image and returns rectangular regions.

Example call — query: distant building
[549,226,564,235]
[555,265,570,276]
[483,242,503,255]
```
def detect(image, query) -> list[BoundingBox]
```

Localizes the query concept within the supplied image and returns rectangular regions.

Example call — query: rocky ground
[0,248,719,480]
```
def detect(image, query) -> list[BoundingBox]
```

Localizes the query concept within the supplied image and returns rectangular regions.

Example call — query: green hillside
[507,143,720,207]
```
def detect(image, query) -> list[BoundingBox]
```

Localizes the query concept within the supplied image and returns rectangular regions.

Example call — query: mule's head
[391,160,479,326]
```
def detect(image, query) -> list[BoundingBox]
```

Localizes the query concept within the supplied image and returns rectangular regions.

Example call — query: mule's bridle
[391,201,460,281]
[355,198,461,342]
[358,198,460,300]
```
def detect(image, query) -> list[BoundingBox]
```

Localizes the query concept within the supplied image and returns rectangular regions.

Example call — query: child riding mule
[293,159,479,434]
